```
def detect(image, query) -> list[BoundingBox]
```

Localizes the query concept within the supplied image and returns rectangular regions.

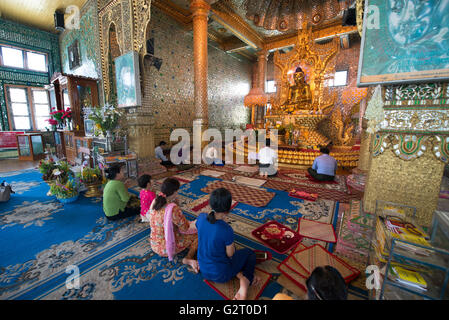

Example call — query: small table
[97,152,138,179]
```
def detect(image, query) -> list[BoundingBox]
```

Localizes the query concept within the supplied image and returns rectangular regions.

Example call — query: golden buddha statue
[283,67,312,112]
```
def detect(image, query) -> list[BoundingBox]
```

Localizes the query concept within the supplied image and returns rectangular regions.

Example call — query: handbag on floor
[0,181,14,202]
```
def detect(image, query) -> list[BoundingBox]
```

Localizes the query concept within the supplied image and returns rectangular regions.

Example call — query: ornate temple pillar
[190,0,210,160]
[357,118,373,172]
[256,49,268,127]
[362,83,449,227]
[244,50,268,127]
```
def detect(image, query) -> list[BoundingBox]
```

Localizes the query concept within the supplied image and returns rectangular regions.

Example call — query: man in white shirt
[258,138,278,178]
[155,141,173,166]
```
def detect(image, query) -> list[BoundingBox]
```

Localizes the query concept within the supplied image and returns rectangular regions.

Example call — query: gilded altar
[265,26,338,148]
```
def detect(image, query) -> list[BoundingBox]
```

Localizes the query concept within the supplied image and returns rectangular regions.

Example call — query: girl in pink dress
[138,174,156,222]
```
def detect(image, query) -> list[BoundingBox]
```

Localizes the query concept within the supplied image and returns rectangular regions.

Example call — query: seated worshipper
[258,138,278,178]
[138,174,156,222]
[305,266,348,300]
[196,188,260,300]
[307,147,337,182]
[148,178,199,272]
[204,142,224,166]
[155,141,173,166]
[103,164,140,220]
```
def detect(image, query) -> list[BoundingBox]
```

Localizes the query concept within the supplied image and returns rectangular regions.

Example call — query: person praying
[155,141,173,166]
[258,138,278,178]
[196,188,260,300]
[307,147,337,182]
[148,178,199,272]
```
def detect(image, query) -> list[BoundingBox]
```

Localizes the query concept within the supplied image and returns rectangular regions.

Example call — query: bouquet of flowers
[78,166,103,185]
[47,108,72,129]
[50,179,79,199]
[88,104,122,137]
[49,160,72,184]
[38,158,57,181]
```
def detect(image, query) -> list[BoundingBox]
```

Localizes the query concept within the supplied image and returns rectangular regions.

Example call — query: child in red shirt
[138,174,156,222]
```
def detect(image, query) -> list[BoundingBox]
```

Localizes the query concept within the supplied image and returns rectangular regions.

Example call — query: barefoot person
[196,188,260,300]
[258,138,277,178]
[148,178,199,272]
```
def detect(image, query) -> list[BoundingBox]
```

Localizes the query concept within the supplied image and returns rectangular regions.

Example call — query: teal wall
[0,18,61,131]
[59,2,101,80]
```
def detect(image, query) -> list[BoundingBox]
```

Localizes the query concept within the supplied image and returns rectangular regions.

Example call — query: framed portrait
[114,51,142,108]
[68,40,81,70]
[357,0,449,86]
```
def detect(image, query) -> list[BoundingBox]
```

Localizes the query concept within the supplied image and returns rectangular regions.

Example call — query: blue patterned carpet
[0,168,339,300]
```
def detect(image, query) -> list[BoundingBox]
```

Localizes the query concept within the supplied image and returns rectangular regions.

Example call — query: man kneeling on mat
[196,188,260,300]
[307,147,337,182]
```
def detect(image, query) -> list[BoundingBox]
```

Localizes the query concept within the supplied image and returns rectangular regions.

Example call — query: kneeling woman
[148,178,199,272]
[196,188,260,300]
[103,164,140,220]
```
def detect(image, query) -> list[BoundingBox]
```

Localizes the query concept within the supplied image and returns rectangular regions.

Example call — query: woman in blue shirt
[196,188,260,300]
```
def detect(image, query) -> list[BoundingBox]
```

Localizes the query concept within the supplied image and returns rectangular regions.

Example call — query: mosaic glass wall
[0,18,61,131]
[143,7,251,142]
[60,1,101,80]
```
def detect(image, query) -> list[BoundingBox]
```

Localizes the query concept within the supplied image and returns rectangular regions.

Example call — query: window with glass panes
[0,45,48,72]
[5,86,51,131]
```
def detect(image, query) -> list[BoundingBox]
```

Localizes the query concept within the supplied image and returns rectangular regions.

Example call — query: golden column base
[84,183,103,198]
[363,148,444,227]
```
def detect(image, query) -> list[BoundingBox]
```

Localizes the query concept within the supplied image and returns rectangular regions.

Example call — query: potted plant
[56,160,71,183]
[38,158,57,181]
[50,179,79,203]
[77,166,105,197]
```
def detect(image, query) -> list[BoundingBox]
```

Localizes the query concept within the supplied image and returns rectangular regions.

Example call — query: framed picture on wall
[68,40,81,70]
[357,0,449,86]
[114,51,142,108]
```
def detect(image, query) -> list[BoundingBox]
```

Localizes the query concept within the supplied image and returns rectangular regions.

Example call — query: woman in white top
[258,138,277,178]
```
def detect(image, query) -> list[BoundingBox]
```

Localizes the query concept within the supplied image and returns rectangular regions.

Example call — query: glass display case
[369,201,449,300]
[16,133,45,161]
[380,238,449,300]
[431,211,449,252]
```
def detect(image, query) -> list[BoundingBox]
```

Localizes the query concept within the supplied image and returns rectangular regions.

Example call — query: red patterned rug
[185,194,239,213]
[263,179,361,203]
[251,220,302,254]
[200,180,275,207]
[305,173,338,184]
[204,267,272,300]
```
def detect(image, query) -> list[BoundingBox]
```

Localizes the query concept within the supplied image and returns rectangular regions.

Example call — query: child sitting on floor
[138,174,156,222]
[196,188,260,300]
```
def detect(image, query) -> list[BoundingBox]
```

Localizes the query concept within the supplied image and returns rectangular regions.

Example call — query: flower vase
[106,131,113,152]
[84,182,103,197]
